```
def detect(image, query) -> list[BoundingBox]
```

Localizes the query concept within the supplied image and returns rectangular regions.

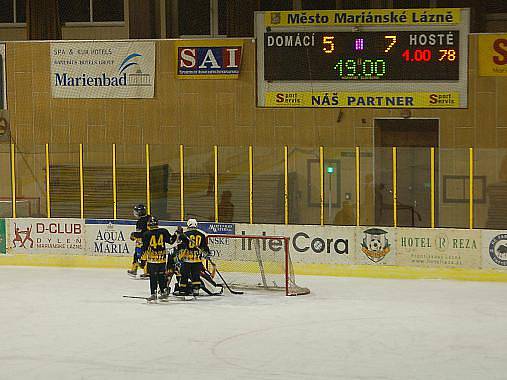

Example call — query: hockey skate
[127,269,137,277]
[158,289,170,301]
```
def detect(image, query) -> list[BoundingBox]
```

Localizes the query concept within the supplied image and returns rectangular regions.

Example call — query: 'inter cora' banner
[51,41,155,98]
[175,39,243,79]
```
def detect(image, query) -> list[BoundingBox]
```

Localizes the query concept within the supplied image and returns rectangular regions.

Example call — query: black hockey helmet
[147,216,159,230]
[133,204,147,218]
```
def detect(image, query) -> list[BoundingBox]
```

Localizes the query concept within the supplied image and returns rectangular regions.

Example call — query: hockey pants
[147,262,167,295]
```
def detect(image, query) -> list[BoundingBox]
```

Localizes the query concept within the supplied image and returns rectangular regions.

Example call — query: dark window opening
[178,0,210,35]
[0,0,14,23]
[60,0,124,22]
[60,0,90,22]
[16,0,25,22]
[218,0,227,35]
[260,0,292,11]
[93,0,124,22]
[393,0,431,8]
[302,0,336,10]
[341,0,367,9]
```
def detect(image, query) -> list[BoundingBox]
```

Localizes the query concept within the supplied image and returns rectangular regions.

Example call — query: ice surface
[1,266,507,380]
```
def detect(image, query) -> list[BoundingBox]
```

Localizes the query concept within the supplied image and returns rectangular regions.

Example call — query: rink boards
[1,218,507,282]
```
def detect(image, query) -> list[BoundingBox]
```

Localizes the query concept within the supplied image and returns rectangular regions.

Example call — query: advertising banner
[175,39,243,79]
[396,228,481,268]
[481,230,507,270]
[85,220,136,256]
[159,221,235,235]
[234,223,355,265]
[0,218,5,254]
[85,219,235,257]
[7,218,85,254]
[355,227,396,265]
[264,8,461,28]
[265,91,460,108]
[51,41,155,98]
[478,34,507,76]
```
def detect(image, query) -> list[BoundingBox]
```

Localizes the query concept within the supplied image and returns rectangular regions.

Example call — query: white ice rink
[2,266,507,380]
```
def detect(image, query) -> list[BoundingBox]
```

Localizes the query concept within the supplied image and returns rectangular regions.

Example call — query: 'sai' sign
[175,40,243,79]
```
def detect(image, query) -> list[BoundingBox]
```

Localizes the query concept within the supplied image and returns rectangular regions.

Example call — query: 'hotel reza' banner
[51,41,155,98]
[175,39,243,79]
[265,91,460,108]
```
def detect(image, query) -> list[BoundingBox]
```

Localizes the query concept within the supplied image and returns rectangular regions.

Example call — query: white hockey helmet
[187,218,198,228]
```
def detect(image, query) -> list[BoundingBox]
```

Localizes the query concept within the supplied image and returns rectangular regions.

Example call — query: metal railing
[1,143,504,230]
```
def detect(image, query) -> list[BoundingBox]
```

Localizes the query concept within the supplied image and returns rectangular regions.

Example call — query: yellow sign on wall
[265,91,460,108]
[265,8,461,27]
[478,34,507,76]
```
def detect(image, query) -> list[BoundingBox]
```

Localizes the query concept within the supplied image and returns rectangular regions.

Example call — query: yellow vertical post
[249,145,253,224]
[284,145,289,225]
[46,144,51,218]
[392,147,397,227]
[356,146,360,226]
[179,144,184,221]
[79,144,84,219]
[319,146,324,226]
[10,143,16,218]
[45,144,51,218]
[214,145,218,222]
[145,144,151,215]
[469,147,474,229]
[112,143,117,219]
[430,147,435,228]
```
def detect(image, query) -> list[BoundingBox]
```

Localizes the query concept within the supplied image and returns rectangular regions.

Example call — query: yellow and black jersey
[131,214,151,249]
[178,229,210,263]
[138,228,176,263]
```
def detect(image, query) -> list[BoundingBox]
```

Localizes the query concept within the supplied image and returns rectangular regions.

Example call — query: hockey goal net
[206,234,310,296]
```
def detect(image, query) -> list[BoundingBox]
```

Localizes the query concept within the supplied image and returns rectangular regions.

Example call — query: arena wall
[2,218,507,283]
[1,35,507,228]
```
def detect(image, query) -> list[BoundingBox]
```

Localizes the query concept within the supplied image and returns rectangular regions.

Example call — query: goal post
[206,234,310,296]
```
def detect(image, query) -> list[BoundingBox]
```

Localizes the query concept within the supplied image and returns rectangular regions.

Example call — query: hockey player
[128,204,150,278]
[175,218,212,297]
[133,216,177,302]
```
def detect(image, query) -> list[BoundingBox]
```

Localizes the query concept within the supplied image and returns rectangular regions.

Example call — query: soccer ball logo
[361,228,390,263]
[368,238,382,253]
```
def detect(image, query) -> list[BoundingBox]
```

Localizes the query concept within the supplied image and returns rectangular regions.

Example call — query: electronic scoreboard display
[256,8,469,108]
[264,31,460,81]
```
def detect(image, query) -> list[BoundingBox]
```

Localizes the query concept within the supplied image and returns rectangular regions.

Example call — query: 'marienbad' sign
[51,41,155,98]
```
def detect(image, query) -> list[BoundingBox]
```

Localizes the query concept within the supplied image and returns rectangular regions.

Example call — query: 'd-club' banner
[7,218,85,254]
[51,41,155,98]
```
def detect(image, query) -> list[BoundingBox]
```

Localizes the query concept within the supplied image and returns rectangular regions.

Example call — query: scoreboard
[265,31,459,81]
[256,9,470,108]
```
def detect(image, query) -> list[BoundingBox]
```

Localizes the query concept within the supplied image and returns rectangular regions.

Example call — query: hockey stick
[123,295,150,300]
[207,258,244,295]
